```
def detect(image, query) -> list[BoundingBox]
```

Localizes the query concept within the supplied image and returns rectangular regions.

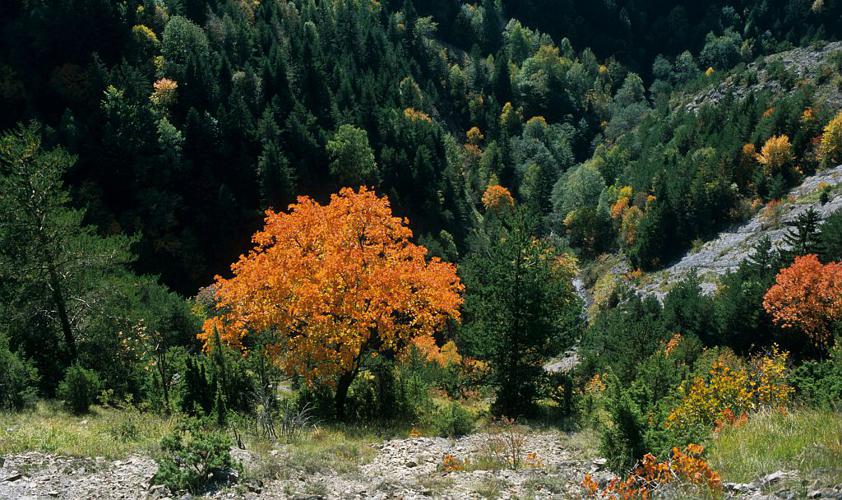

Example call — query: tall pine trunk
[48,263,76,360]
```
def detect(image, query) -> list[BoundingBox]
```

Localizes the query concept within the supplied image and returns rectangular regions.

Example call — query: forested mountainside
[2,1,842,498]
[2,0,842,293]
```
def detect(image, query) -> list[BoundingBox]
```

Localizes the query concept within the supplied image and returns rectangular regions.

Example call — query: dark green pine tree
[818,210,842,263]
[782,207,822,261]
[461,204,581,417]
[482,0,503,53]
[629,174,678,270]
[0,124,137,362]
[256,107,296,209]
[402,0,419,42]
[181,356,214,416]
[493,54,514,106]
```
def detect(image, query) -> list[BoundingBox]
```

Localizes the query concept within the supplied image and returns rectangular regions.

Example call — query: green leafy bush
[57,364,100,414]
[599,380,647,473]
[431,402,475,438]
[152,418,240,493]
[0,334,38,410]
[790,344,842,410]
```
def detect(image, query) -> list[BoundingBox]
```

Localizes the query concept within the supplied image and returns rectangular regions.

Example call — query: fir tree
[782,207,822,261]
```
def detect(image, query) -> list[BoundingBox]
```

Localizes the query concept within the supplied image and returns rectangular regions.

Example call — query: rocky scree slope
[633,164,842,300]
[684,41,842,113]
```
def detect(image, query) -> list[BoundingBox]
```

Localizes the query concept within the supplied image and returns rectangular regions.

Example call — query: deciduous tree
[763,254,842,348]
[201,187,463,419]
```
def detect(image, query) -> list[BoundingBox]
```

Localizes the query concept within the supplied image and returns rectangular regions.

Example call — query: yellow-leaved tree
[201,187,464,418]
[756,134,794,176]
[819,111,842,168]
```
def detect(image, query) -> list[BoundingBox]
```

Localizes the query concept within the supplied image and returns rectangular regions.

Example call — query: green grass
[285,427,378,475]
[473,477,508,499]
[246,424,381,483]
[707,408,842,485]
[0,401,177,459]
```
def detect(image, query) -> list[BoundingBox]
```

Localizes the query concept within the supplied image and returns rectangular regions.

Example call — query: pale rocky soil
[0,432,604,499]
[3,433,841,499]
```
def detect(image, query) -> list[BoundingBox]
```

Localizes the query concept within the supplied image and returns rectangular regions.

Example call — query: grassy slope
[0,401,177,459]
[708,408,842,486]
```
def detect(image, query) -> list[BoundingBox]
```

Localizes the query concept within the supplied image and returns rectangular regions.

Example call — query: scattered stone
[807,489,842,499]
[754,470,797,489]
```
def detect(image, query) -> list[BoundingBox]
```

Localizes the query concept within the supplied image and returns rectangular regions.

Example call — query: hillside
[635,164,842,299]
[684,41,842,113]
[2,1,842,499]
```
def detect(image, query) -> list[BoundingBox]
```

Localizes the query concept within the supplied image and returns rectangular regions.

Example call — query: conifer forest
[1,1,842,498]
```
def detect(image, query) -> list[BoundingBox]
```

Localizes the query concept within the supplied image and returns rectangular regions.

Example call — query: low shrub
[57,364,100,414]
[599,382,647,473]
[665,346,792,439]
[583,444,721,498]
[0,335,38,410]
[152,418,240,494]
[790,343,842,409]
[480,417,529,469]
[431,402,474,438]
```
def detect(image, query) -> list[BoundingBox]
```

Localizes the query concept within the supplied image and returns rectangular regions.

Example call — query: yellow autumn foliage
[403,107,432,123]
[666,346,792,433]
[756,134,794,175]
[818,111,842,168]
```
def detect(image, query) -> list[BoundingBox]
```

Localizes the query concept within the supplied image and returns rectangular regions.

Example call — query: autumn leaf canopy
[763,254,842,347]
[200,186,464,384]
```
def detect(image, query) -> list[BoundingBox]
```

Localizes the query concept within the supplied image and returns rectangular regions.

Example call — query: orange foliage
[583,445,721,498]
[200,187,464,386]
[150,78,178,107]
[610,197,630,219]
[741,143,757,159]
[763,254,842,347]
[412,336,462,367]
[713,408,748,433]
[664,333,683,357]
[482,184,515,211]
[441,453,467,471]
[585,373,607,394]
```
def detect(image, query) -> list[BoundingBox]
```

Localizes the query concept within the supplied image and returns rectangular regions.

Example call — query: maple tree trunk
[334,370,356,421]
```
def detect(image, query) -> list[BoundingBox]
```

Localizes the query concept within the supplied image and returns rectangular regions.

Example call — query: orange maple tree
[763,254,842,348]
[201,187,464,418]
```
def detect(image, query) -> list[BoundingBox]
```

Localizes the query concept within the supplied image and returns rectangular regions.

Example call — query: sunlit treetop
[201,187,464,386]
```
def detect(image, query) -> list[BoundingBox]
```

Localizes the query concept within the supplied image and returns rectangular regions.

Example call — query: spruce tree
[462,203,581,416]
[782,207,822,261]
